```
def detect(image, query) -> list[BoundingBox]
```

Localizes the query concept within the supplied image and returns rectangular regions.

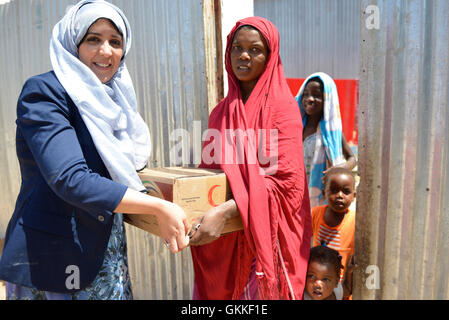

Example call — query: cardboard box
[124,167,243,237]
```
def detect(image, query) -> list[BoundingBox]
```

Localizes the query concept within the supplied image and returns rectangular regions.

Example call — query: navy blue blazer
[0,71,128,293]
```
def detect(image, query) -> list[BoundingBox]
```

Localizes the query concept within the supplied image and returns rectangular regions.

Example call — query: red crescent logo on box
[208,185,220,207]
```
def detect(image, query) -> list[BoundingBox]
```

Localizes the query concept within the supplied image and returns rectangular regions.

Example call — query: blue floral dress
[6,213,133,300]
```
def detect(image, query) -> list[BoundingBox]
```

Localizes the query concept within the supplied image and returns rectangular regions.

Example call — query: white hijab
[49,0,151,192]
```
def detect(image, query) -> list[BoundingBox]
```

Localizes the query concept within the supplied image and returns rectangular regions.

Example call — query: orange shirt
[311,205,355,277]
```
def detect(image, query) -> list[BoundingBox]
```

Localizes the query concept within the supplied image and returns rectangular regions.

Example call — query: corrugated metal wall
[356,0,449,299]
[254,0,360,79]
[256,0,449,300]
[0,0,75,243]
[0,0,215,299]
[3,0,448,301]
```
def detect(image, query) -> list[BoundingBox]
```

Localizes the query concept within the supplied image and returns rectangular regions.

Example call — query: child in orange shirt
[311,167,356,298]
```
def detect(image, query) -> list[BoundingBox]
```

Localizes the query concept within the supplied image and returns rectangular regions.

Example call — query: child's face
[305,261,339,300]
[302,81,324,118]
[324,173,356,214]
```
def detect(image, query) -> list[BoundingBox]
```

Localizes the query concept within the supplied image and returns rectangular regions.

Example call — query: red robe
[191,16,312,300]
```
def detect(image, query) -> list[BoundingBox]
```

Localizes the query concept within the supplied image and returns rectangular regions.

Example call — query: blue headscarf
[295,72,345,207]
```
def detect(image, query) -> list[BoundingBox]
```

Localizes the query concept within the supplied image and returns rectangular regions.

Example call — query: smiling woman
[0,0,190,300]
[78,18,124,83]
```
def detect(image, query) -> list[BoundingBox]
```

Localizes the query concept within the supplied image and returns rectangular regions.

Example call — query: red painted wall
[287,78,359,145]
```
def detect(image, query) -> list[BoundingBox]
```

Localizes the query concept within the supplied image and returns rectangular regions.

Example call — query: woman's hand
[188,207,226,246]
[155,202,191,253]
[189,199,239,246]
[114,188,190,253]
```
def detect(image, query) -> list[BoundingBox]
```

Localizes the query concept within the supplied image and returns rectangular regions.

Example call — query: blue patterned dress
[6,213,132,300]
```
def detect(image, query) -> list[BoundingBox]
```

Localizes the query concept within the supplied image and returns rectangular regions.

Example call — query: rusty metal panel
[356,0,449,300]
[0,0,213,299]
[254,0,360,79]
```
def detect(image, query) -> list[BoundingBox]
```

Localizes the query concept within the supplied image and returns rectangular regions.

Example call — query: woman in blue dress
[0,0,190,300]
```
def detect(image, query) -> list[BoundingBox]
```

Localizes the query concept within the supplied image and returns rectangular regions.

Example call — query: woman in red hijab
[189,17,311,300]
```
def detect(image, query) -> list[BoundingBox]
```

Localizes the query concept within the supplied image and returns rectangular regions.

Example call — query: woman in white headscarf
[0,0,190,300]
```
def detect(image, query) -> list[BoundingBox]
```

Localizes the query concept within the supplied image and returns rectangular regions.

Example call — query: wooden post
[203,0,223,114]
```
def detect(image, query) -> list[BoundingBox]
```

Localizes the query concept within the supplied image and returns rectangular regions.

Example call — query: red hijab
[191,17,311,300]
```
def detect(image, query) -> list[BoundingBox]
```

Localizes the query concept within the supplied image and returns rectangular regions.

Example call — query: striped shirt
[311,205,355,276]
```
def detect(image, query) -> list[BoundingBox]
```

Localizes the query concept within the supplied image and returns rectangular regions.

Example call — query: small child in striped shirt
[310,167,356,298]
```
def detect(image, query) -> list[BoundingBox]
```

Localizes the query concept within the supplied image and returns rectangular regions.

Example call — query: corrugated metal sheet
[254,0,360,79]
[356,0,449,299]
[0,0,75,242]
[0,0,214,299]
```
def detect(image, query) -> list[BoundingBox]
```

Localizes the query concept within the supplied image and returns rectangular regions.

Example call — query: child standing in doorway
[295,72,357,208]
[311,167,356,298]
